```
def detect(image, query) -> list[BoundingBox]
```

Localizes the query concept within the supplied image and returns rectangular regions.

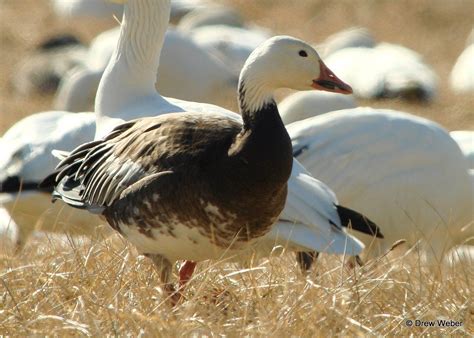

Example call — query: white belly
[117,221,254,262]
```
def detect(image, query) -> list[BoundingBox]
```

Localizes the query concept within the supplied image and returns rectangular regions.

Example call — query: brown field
[0,0,473,336]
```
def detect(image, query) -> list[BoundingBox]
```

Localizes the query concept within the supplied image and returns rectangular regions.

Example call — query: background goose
[45,34,367,299]
[450,130,474,169]
[449,28,474,93]
[0,111,112,248]
[0,205,16,244]
[324,42,438,101]
[54,28,239,112]
[12,34,87,97]
[287,108,473,266]
[177,5,245,31]
[318,26,376,58]
[186,24,271,73]
[51,0,124,19]
[51,0,203,23]
[278,91,357,125]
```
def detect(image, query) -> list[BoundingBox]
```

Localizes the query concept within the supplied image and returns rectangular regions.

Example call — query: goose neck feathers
[236,71,292,187]
[96,0,170,116]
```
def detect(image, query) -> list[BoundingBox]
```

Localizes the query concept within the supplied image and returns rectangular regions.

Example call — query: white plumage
[319,26,376,58]
[450,130,474,169]
[177,5,244,31]
[186,24,271,72]
[324,43,438,101]
[270,161,364,255]
[287,108,473,264]
[54,28,238,112]
[450,30,474,93]
[51,0,204,22]
[0,112,111,247]
[51,0,124,19]
[278,91,357,125]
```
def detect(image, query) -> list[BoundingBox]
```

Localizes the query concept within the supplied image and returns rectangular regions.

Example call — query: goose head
[239,36,352,112]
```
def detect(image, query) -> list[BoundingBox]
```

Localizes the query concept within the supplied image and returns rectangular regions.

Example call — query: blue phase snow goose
[44,34,359,299]
[3,0,379,268]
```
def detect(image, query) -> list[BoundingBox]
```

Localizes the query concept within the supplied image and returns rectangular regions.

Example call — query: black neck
[235,81,292,186]
[238,80,282,131]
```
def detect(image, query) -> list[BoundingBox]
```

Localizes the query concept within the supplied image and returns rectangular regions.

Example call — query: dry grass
[0,235,472,335]
[0,0,473,335]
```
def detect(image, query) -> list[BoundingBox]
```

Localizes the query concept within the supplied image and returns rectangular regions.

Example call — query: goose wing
[47,113,240,213]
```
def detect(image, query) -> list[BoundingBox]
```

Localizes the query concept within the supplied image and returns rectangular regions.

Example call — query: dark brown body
[54,107,292,259]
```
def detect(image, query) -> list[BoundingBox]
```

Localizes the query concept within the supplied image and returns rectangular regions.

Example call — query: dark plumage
[48,110,292,249]
[37,34,83,51]
[0,176,50,194]
[296,205,383,271]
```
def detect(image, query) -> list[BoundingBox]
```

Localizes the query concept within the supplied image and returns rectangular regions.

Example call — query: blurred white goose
[0,111,110,248]
[3,0,379,257]
[450,29,474,93]
[12,35,87,97]
[177,5,245,31]
[318,26,376,58]
[54,28,238,112]
[279,91,357,125]
[324,42,438,101]
[51,0,203,22]
[184,24,271,73]
[51,0,123,19]
[0,206,16,242]
[450,130,474,169]
[287,108,473,266]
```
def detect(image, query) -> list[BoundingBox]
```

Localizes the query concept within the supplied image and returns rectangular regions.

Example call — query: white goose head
[238,36,352,114]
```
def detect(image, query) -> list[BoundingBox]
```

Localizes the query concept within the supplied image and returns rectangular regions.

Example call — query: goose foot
[296,251,320,273]
[179,260,197,288]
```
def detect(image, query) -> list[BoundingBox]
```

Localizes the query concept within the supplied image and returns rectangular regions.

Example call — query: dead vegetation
[0,234,472,335]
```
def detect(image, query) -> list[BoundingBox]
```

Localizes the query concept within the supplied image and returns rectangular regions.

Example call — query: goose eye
[298,50,308,57]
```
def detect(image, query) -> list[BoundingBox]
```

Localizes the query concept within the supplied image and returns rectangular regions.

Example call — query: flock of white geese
[0,0,473,297]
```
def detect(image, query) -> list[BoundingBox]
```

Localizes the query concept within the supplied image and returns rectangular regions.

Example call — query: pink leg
[179,260,197,289]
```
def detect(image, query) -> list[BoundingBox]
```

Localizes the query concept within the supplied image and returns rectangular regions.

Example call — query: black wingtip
[38,172,58,193]
[296,251,319,272]
[0,176,52,194]
[336,205,384,239]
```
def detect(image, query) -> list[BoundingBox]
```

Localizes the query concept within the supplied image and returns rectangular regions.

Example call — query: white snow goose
[278,91,357,125]
[324,42,438,101]
[318,26,376,58]
[450,130,474,169]
[51,0,202,22]
[54,28,239,112]
[286,108,473,268]
[12,34,87,97]
[0,111,107,249]
[450,28,474,93]
[42,35,363,300]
